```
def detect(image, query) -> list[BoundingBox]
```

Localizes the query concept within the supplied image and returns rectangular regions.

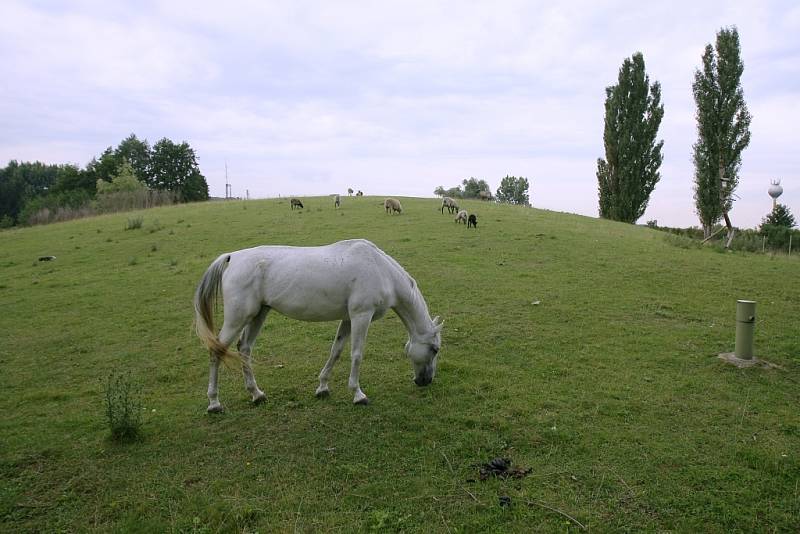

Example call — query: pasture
[1,196,798,532]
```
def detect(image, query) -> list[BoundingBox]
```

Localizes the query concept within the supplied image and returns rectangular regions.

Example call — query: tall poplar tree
[597,52,664,223]
[692,27,751,244]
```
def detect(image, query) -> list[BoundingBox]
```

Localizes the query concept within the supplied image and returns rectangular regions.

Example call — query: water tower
[768,179,783,208]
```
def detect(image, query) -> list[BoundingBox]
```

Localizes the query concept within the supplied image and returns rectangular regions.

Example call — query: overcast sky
[1,1,798,227]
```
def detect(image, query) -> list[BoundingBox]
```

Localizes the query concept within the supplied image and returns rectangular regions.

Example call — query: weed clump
[104,373,143,442]
[126,216,143,230]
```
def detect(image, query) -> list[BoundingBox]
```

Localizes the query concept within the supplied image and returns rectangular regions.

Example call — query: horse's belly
[276,302,349,322]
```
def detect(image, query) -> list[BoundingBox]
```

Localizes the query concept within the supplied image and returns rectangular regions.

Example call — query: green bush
[104,373,143,442]
[760,224,797,251]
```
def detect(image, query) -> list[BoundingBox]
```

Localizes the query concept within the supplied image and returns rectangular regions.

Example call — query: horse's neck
[392,276,431,339]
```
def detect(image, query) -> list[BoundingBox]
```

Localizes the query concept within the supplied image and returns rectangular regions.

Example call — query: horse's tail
[194,253,241,366]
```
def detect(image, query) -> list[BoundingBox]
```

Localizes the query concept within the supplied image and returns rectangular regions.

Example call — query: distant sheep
[454,210,468,224]
[290,198,304,210]
[468,214,478,228]
[441,196,458,214]
[384,198,403,214]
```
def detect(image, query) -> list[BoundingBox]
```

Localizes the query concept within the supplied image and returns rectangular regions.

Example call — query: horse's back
[223,240,398,321]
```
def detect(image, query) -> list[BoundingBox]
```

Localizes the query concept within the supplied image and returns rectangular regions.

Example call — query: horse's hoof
[252,394,267,405]
[353,396,370,406]
[207,404,224,414]
[315,389,330,399]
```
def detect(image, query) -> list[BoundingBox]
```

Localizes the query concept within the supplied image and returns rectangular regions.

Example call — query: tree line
[0,134,209,227]
[597,26,794,243]
[435,176,530,205]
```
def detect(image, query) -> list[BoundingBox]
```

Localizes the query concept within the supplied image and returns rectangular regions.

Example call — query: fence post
[735,300,756,360]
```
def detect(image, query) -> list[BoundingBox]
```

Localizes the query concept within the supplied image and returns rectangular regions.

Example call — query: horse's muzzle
[414,374,432,387]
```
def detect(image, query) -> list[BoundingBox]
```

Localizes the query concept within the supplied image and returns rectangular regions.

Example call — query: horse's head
[405,316,444,386]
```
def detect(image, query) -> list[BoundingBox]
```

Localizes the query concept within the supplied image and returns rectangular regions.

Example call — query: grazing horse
[441,197,458,214]
[468,214,478,228]
[194,239,443,411]
[384,198,403,214]
[454,210,468,224]
[334,194,341,209]
[290,198,304,210]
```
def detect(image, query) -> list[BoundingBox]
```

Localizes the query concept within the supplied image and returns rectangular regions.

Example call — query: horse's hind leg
[207,354,224,413]
[207,301,259,413]
[316,320,351,398]
[238,306,270,404]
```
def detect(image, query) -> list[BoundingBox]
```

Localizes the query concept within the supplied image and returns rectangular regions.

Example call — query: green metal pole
[734,300,756,360]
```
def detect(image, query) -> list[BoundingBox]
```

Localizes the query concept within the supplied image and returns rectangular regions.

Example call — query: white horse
[194,239,443,412]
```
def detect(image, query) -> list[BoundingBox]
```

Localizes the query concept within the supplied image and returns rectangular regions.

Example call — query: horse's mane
[370,243,428,321]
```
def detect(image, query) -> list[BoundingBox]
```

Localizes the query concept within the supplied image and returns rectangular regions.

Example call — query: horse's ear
[432,316,444,332]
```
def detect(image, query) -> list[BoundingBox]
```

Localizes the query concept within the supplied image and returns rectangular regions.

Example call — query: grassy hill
[1,196,798,532]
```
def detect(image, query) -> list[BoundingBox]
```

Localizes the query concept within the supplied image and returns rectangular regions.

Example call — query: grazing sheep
[454,210,468,224]
[384,198,403,214]
[441,196,459,214]
[467,214,478,228]
[290,198,304,210]
[334,194,341,208]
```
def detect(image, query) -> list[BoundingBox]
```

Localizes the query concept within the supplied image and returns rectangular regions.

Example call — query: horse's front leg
[348,313,373,405]
[316,320,351,398]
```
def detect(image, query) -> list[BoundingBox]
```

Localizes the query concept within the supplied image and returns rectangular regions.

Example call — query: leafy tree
[97,161,147,194]
[762,204,796,229]
[150,138,209,201]
[51,164,95,196]
[692,27,751,243]
[115,134,151,184]
[434,184,464,198]
[0,160,60,224]
[86,147,121,184]
[181,170,210,202]
[495,175,530,205]
[462,177,491,199]
[445,186,464,199]
[596,52,664,223]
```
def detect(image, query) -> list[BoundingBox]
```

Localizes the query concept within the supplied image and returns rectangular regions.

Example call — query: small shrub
[128,257,138,266]
[126,217,144,230]
[104,373,143,442]
[148,219,163,233]
[150,243,159,252]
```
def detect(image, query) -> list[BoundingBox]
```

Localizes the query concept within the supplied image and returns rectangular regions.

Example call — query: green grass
[1,196,798,532]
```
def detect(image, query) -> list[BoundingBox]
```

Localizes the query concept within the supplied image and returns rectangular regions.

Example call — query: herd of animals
[287,194,478,228]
